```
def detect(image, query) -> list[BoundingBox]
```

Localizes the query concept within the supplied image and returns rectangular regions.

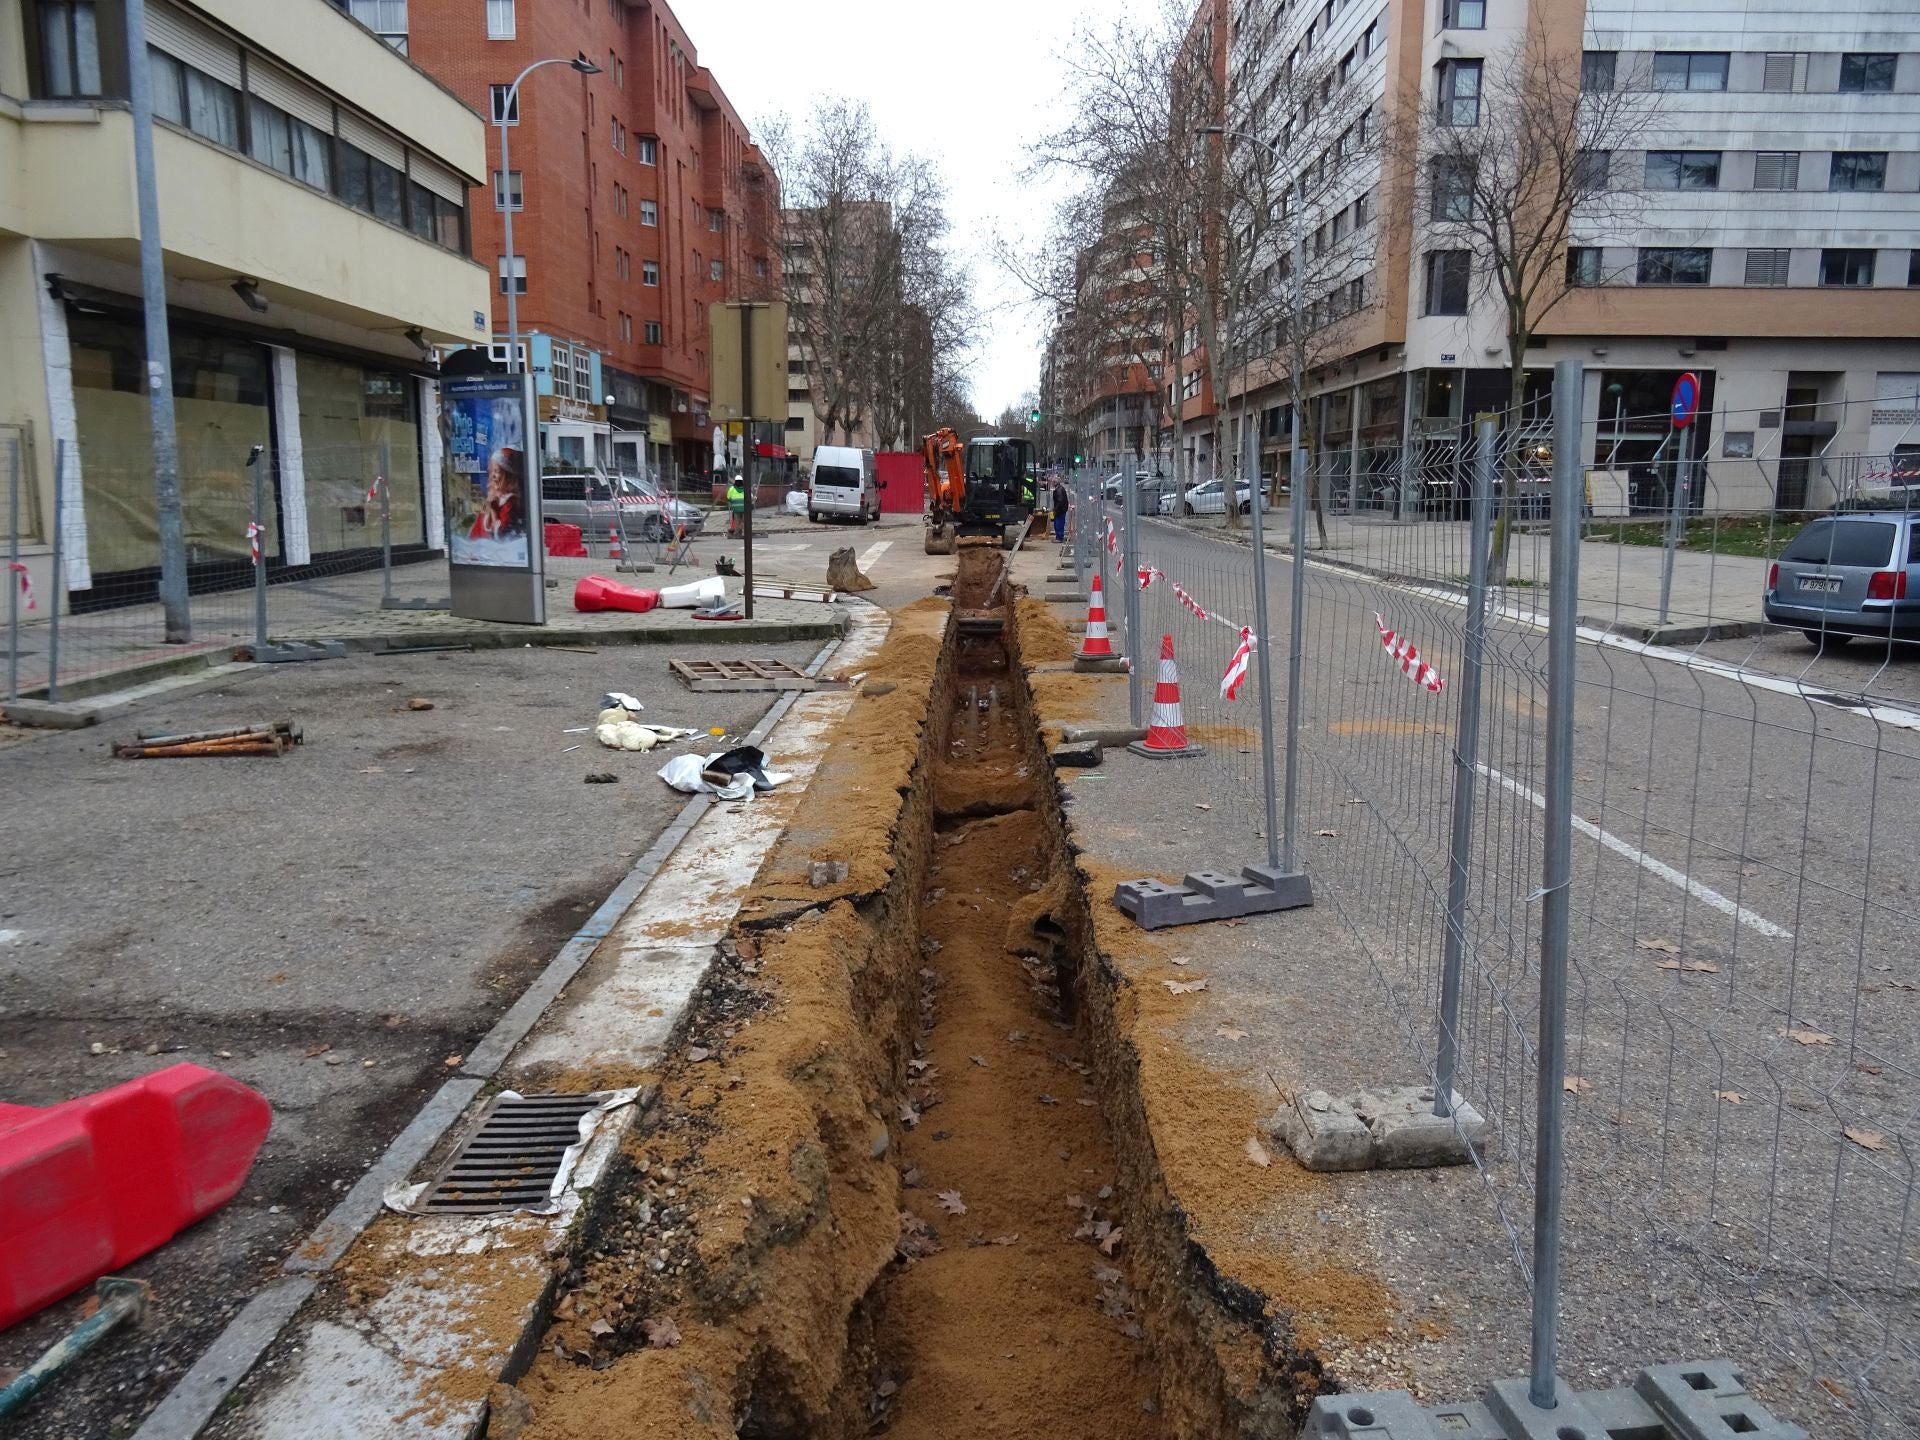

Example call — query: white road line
[857,539,893,572]
[1478,764,1794,940]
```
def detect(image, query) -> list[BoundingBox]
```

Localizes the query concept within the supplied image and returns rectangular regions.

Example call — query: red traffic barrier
[543,521,586,558]
[573,574,659,614]
[0,1063,271,1329]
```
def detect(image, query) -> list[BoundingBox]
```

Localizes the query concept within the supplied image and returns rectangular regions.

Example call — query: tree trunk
[1486,332,1528,586]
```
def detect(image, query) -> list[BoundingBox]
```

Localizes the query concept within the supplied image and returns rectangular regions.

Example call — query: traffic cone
[1129,635,1205,759]
[607,524,624,561]
[1075,574,1116,661]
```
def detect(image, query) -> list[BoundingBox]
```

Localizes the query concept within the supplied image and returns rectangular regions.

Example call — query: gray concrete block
[1073,655,1130,673]
[1113,864,1312,929]
[1364,1086,1490,1168]
[0,698,99,729]
[1061,724,1146,745]
[1270,1090,1374,1172]
[1051,739,1103,768]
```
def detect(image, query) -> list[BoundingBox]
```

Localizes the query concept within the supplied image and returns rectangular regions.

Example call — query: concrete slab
[0,698,99,728]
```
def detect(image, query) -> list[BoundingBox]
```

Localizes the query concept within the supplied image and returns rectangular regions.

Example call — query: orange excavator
[921,428,1037,554]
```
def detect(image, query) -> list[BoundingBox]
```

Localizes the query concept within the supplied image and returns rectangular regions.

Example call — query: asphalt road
[1068,504,1920,1435]
[0,640,821,1439]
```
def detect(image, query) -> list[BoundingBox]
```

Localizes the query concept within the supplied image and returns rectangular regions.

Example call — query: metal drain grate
[416,1093,602,1215]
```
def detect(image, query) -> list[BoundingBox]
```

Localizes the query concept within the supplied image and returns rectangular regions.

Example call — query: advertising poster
[442,374,531,568]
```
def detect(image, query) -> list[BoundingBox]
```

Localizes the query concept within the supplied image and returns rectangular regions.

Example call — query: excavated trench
[507,546,1319,1439]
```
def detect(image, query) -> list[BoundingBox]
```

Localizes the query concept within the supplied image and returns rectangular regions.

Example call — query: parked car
[1764,510,1920,646]
[809,445,881,523]
[612,473,705,539]
[1182,478,1252,516]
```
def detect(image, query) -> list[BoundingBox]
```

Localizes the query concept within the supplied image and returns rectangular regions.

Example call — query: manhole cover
[416,1092,602,1215]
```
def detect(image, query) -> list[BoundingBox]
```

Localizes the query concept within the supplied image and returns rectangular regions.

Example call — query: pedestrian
[1051,476,1069,543]
[726,473,745,538]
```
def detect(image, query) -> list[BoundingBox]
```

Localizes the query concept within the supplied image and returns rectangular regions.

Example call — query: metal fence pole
[6,438,19,702]
[1434,417,1495,1118]
[1529,358,1584,1410]
[47,440,64,702]
[378,439,393,608]
[1657,421,1690,624]
[1280,402,1308,872]
[1122,454,1141,725]
[249,445,268,648]
[1244,424,1282,871]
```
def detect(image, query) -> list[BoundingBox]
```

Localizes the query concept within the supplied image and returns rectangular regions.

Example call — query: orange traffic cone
[607,524,624,561]
[1075,574,1116,661]
[1129,635,1205,759]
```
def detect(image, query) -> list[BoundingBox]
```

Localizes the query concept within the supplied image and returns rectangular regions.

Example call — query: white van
[808,445,880,524]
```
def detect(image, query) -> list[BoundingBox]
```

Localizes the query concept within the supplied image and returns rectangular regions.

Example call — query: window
[611,118,625,153]
[637,136,657,164]
[149,49,242,150]
[36,0,102,97]
[1820,248,1874,287]
[1437,59,1481,126]
[498,255,527,294]
[1424,250,1470,313]
[611,183,627,217]
[1430,157,1473,220]
[1347,276,1365,312]
[1352,193,1371,227]
[640,199,658,226]
[407,182,463,251]
[709,259,723,282]
[1332,209,1349,242]
[708,208,724,233]
[1840,53,1897,93]
[493,169,523,210]
[1581,50,1615,92]
[336,142,404,224]
[641,260,659,286]
[614,247,629,280]
[341,0,408,52]
[489,84,518,123]
[1781,519,1896,567]
[1752,152,1800,190]
[1911,250,1920,287]
[644,321,662,344]
[1830,152,1886,192]
[1645,151,1720,190]
[620,312,633,343]
[1761,52,1805,92]
[485,0,514,38]
[1363,16,1383,55]
[1637,247,1711,284]
[614,56,624,88]
[1442,0,1484,28]
[1574,149,1610,193]
[755,255,769,278]
[1566,246,1602,285]
[1743,248,1791,285]
[248,99,331,190]
[1652,52,1728,91]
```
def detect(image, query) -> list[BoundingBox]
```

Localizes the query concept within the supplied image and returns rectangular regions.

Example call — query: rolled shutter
[146,2,241,87]
[248,61,331,133]
[339,110,404,170]
[409,152,465,203]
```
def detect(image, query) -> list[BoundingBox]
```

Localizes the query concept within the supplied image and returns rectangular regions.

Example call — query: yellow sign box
[708,301,788,423]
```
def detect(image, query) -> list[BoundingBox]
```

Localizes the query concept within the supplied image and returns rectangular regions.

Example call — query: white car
[1182,478,1252,516]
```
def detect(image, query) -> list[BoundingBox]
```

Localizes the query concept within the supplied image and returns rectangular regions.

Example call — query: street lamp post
[498,56,599,375]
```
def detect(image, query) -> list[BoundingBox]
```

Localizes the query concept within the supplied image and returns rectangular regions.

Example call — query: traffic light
[1029,408,1042,426]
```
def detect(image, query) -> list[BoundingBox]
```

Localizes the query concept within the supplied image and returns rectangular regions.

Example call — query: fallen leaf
[990,1233,1020,1246]
[1194,803,1211,811]
[303,1043,331,1059]
[1780,1028,1834,1046]
[899,1100,921,1128]
[1164,978,1209,995]
[407,697,434,711]
[1215,1025,1249,1041]
[1038,1093,1058,1105]
[907,1058,932,1074]
[1713,1090,1743,1104]
[901,1166,922,1188]
[1244,1136,1272,1168]
[969,1054,990,1068]
[641,1316,681,1349]
[1563,1075,1594,1095]
[687,1047,711,1063]
[1098,1226,1125,1256]
[937,1189,967,1216]
[444,1053,464,1067]
[1844,1127,1887,1153]
[1168,955,1192,967]
[589,1318,615,1337]
[1006,1030,1027,1043]
[1857,1062,1883,1076]
[1077,1097,1097,1106]
[1637,937,1681,954]
[269,972,288,983]
[1657,959,1720,974]
[1817,1376,1853,1407]
[1315,828,1338,837]
[896,1212,941,1261]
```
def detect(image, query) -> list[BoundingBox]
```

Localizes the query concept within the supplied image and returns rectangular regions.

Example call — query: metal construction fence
[1072,363,1919,1436]
[2,439,731,704]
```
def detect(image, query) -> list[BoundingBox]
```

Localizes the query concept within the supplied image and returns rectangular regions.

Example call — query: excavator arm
[921,427,965,553]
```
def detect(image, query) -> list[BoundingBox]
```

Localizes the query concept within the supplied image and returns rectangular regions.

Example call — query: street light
[498,54,599,375]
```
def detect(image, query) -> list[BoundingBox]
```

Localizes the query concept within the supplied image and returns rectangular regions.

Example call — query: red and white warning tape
[1375,613,1445,692]
[1104,518,1118,558]
[7,561,36,612]
[1220,628,1254,700]
[365,476,385,504]
[1137,564,1164,591]
[246,522,264,566]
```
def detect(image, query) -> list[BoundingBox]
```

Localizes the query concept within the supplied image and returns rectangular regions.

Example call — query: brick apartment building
[338,0,779,483]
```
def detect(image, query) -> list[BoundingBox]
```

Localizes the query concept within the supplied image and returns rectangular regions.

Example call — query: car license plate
[1798,575,1840,594]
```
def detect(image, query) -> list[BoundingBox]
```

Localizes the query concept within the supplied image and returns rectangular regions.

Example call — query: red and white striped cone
[1075,572,1118,661]
[1128,634,1205,759]
[607,524,624,562]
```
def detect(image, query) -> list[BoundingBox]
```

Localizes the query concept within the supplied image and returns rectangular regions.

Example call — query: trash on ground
[715,556,741,577]
[594,718,697,751]
[658,745,792,800]
[785,490,808,515]
[406,697,434,711]
[658,575,727,609]
[584,772,619,784]
[603,691,645,713]
[690,597,745,620]
[114,720,302,759]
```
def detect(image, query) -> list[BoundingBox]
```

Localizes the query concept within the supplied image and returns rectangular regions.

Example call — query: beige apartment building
[1,0,488,608]
[1221,0,1920,511]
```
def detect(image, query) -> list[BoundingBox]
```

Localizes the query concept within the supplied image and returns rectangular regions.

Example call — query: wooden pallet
[669,657,844,692]
[751,583,838,604]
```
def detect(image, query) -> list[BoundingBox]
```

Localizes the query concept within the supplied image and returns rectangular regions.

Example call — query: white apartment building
[1224,0,1920,511]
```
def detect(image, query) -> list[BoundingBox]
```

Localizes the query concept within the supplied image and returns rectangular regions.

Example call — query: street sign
[708,301,788,422]
[1670,372,1700,429]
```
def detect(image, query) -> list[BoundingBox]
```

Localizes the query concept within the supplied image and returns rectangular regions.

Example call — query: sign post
[710,300,788,621]
[1659,372,1699,624]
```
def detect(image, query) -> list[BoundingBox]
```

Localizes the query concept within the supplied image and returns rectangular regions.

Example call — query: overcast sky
[677,0,1142,420]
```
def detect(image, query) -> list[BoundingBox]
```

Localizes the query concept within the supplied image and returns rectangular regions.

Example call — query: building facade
[3,0,489,605]
[389,0,780,484]
[1219,0,1920,510]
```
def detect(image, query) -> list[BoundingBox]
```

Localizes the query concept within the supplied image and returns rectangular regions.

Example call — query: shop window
[297,353,421,554]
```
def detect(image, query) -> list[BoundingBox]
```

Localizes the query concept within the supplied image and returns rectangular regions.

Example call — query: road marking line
[857,539,892,572]
[1478,764,1793,940]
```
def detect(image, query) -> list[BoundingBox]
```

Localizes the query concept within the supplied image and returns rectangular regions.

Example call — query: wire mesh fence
[1081,367,1920,1434]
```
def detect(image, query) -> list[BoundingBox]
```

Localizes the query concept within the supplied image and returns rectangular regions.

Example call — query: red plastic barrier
[573,574,659,614]
[0,1064,271,1329]
[544,521,586,558]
